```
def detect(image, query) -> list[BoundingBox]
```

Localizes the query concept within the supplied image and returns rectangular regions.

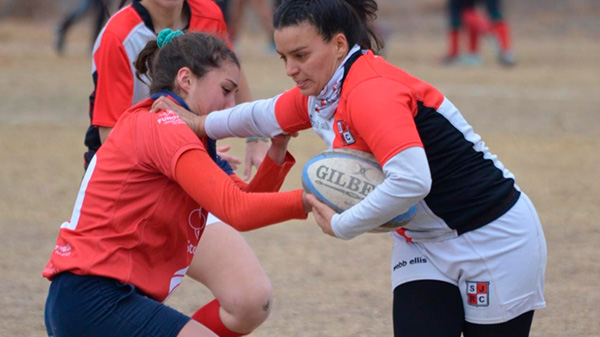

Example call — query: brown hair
[134,32,240,94]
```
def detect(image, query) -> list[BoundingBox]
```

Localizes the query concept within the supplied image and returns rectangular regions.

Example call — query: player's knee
[223,281,273,330]
[241,282,273,326]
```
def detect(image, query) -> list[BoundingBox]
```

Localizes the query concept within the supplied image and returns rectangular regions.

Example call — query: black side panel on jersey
[84,71,100,170]
[415,102,520,234]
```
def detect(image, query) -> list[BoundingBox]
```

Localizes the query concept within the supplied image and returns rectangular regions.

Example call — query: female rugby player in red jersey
[157,1,547,336]
[43,31,310,337]
[80,1,279,336]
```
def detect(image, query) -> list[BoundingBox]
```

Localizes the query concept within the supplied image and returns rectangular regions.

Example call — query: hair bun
[157,28,184,48]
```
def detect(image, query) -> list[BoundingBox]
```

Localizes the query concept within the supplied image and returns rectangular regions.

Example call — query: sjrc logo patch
[466,281,490,307]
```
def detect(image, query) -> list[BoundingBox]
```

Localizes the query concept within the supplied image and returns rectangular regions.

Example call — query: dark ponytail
[134,32,240,94]
[274,0,383,52]
[344,0,383,51]
[134,39,159,86]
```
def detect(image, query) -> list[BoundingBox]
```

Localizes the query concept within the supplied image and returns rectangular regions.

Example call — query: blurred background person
[220,0,276,50]
[54,0,113,54]
[443,0,515,66]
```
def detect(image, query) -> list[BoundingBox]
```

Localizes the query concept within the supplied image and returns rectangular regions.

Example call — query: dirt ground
[1,1,599,336]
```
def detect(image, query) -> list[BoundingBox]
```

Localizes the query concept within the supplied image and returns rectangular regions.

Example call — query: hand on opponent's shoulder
[150,96,206,137]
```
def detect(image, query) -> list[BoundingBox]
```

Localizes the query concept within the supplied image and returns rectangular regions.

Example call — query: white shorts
[206,213,223,226]
[390,193,547,324]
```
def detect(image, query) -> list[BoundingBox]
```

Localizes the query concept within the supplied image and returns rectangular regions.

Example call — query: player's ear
[176,67,193,93]
[333,32,348,60]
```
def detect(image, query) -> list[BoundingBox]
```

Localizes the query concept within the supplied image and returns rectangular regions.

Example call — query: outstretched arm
[175,148,310,232]
[204,97,283,139]
[151,95,284,139]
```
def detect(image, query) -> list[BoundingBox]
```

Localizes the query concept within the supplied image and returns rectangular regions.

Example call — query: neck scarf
[308,44,362,120]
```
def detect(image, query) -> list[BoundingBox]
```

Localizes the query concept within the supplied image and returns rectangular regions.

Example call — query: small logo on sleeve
[466,281,490,307]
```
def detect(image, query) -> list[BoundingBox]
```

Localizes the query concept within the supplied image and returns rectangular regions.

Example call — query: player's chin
[297,82,318,96]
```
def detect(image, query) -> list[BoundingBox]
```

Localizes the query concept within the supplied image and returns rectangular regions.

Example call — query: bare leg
[187,222,273,334]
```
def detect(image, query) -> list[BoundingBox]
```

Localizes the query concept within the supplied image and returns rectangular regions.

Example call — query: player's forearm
[244,151,295,192]
[205,96,283,140]
[176,149,307,231]
[332,147,431,239]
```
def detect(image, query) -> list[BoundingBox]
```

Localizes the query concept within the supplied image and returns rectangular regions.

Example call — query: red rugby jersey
[44,98,305,301]
[92,0,230,128]
[84,0,230,166]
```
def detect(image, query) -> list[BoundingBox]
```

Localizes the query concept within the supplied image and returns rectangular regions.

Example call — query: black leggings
[393,280,534,337]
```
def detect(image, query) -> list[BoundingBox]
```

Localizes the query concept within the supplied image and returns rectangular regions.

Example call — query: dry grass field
[1,1,599,336]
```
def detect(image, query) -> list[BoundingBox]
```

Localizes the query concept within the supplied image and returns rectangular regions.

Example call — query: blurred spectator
[55,0,112,54]
[224,0,276,50]
[443,0,515,66]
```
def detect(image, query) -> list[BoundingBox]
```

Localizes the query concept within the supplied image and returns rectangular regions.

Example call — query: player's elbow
[415,173,432,200]
[219,215,255,232]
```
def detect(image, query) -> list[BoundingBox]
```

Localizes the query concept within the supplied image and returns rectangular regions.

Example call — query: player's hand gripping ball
[302,148,417,233]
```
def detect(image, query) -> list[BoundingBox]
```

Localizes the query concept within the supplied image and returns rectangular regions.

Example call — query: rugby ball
[302,148,416,233]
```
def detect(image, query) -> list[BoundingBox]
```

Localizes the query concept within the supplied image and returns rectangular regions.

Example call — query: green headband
[157,28,184,48]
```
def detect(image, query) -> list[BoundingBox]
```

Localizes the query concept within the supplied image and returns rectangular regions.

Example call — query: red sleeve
[175,149,307,232]
[227,152,295,192]
[92,31,135,127]
[274,87,312,133]
[347,79,423,165]
[227,174,248,189]
[243,151,296,192]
